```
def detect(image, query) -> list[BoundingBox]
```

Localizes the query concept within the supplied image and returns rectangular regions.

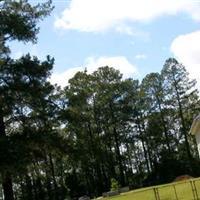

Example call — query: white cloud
[115,25,136,36]
[50,66,83,87]
[115,24,150,39]
[54,0,200,33]
[135,54,147,60]
[50,56,137,87]
[85,56,138,77]
[171,30,200,87]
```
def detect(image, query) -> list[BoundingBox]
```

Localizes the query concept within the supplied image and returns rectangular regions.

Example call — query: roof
[190,114,200,135]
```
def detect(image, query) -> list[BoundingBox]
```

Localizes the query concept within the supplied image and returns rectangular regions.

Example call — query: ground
[98,178,200,200]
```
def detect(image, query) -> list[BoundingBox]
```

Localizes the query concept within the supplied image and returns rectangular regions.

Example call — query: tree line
[1,1,200,200]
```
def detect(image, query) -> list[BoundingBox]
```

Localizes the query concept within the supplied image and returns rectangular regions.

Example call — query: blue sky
[10,0,200,87]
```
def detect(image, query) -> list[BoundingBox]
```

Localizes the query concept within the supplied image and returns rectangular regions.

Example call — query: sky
[10,0,200,88]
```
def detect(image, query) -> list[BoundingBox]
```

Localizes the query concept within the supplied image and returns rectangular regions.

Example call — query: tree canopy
[0,1,200,200]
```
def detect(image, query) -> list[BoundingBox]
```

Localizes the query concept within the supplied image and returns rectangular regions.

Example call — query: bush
[110,178,120,191]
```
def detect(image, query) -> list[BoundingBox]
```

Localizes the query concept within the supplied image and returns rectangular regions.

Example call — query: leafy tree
[0,1,53,199]
[0,54,55,199]
[0,0,53,54]
[61,67,141,196]
[110,178,120,191]
[1,2,200,195]
[161,58,199,168]
[140,72,178,177]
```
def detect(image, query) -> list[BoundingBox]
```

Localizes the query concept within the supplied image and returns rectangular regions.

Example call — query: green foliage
[0,0,53,57]
[0,0,53,42]
[0,1,200,199]
[110,178,120,191]
[0,56,199,199]
[60,60,200,197]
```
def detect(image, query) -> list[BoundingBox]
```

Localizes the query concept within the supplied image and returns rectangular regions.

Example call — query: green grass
[99,177,200,200]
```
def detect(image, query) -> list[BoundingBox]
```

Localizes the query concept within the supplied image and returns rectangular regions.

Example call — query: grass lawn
[99,178,200,200]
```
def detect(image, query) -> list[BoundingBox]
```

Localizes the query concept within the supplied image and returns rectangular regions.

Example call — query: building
[190,114,200,156]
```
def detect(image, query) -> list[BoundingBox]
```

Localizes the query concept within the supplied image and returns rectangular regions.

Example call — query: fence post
[193,180,199,200]
[190,180,197,200]
[153,187,160,200]
[153,188,157,200]
[173,184,178,200]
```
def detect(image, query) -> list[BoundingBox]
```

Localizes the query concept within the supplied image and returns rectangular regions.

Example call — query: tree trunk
[2,173,14,200]
[136,115,151,174]
[49,153,58,200]
[44,155,52,200]
[113,126,125,186]
[0,114,14,200]
[25,175,34,200]
[172,76,192,162]
[156,95,171,152]
[109,103,125,186]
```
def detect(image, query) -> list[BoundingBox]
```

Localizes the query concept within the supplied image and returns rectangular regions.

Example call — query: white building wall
[195,133,200,156]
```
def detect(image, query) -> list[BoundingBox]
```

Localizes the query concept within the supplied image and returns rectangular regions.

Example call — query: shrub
[110,178,120,191]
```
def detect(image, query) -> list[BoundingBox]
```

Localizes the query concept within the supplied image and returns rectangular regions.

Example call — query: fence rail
[152,178,200,200]
[116,178,200,200]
